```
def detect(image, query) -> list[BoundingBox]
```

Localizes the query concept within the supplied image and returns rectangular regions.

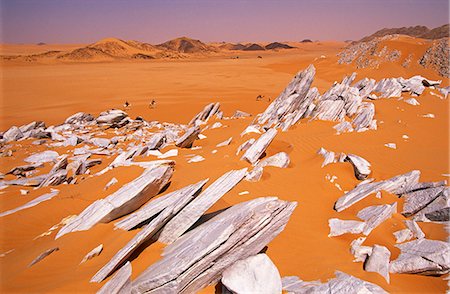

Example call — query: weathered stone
[56,164,173,239]
[364,245,391,283]
[39,169,67,187]
[232,110,251,118]
[317,147,337,167]
[81,244,103,264]
[393,229,413,243]
[187,155,205,163]
[402,186,447,217]
[96,109,128,125]
[104,177,118,190]
[216,137,232,147]
[65,112,94,125]
[189,102,221,126]
[175,127,200,148]
[24,150,59,164]
[90,138,110,148]
[0,189,59,217]
[131,197,297,293]
[97,262,132,294]
[222,254,282,294]
[346,154,371,180]
[147,133,166,150]
[6,163,43,176]
[352,102,375,131]
[404,220,425,239]
[404,98,420,106]
[350,237,373,262]
[334,121,354,134]
[281,276,322,293]
[357,203,397,236]
[3,126,24,142]
[236,138,255,155]
[390,239,449,275]
[241,128,277,165]
[328,218,365,237]
[158,168,247,244]
[28,247,59,267]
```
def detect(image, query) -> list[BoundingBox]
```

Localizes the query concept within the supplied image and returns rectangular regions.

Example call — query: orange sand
[0,39,448,293]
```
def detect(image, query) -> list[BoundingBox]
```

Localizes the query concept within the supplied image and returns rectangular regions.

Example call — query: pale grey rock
[216,137,232,147]
[390,239,450,275]
[374,78,402,98]
[350,237,373,262]
[175,127,200,148]
[147,133,166,150]
[56,165,173,239]
[131,197,297,293]
[221,254,282,294]
[241,128,277,165]
[317,147,337,167]
[313,99,346,121]
[187,155,205,163]
[346,154,371,180]
[115,179,208,231]
[6,163,43,176]
[257,152,290,169]
[404,220,425,239]
[158,168,247,244]
[157,149,178,159]
[104,177,118,190]
[404,98,420,106]
[0,189,59,217]
[39,169,67,187]
[334,170,420,212]
[97,261,132,294]
[3,126,24,142]
[96,109,128,125]
[328,218,365,237]
[240,125,261,136]
[90,137,110,148]
[245,166,264,182]
[19,121,45,133]
[357,203,397,236]
[354,78,377,98]
[0,174,48,187]
[24,150,59,164]
[236,138,255,155]
[402,186,447,217]
[65,112,94,125]
[342,72,357,86]
[49,155,68,174]
[352,102,375,131]
[189,102,221,126]
[393,229,413,243]
[81,244,103,264]
[210,122,223,129]
[281,276,322,293]
[364,245,391,283]
[412,188,449,222]
[334,121,354,134]
[28,247,59,267]
[232,110,251,118]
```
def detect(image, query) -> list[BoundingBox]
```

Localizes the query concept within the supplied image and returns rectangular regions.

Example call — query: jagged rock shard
[6,163,43,176]
[334,170,420,212]
[317,147,337,167]
[216,137,232,147]
[281,271,387,294]
[346,154,371,180]
[175,127,200,148]
[352,102,375,131]
[131,197,297,293]
[189,102,221,126]
[29,247,59,267]
[81,244,103,264]
[65,112,94,125]
[402,186,447,217]
[364,245,391,283]
[96,109,128,125]
[56,164,173,239]
[232,110,251,118]
[350,237,372,262]
[328,218,365,237]
[241,128,277,165]
[393,229,413,243]
[258,152,290,168]
[221,254,282,294]
[281,276,322,293]
[97,261,132,294]
[390,239,449,276]
[357,203,397,236]
[24,150,59,164]
[404,220,425,239]
[0,189,59,218]
[115,179,208,231]
[236,138,255,155]
[158,168,247,244]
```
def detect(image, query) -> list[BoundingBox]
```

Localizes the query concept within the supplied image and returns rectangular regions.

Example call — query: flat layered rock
[175,127,200,148]
[346,154,371,180]
[24,150,59,164]
[334,170,420,212]
[221,254,282,294]
[236,138,255,155]
[402,186,447,217]
[158,168,247,244]
[3,126,24,142]
[364,245,391,283]
[357,203,397,236]
[0,189,59,217]
[317,147,337,167]
[390,239,449,275]
[81,244,103,264]
[96,109,128,125]
[189,102,221,126]
[56,164,173,239]
[97,262,132,294]
[393,229,413,243]
[328,218,365,237]
[216,137,232,147]
[350,237,373,262]
[29,247,59,267]
[352,102,375,131]
[404,220,425,239]
[115,179,208,231]
[241,129,277,165]
[65,112,94,125]
[131,197,297,293]
[281,276,322,293]
[232,110,251,118]
[147,132,166,150]
[6,163,43,176]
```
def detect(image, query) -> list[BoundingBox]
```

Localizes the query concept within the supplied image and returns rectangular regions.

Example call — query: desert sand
[0,37,448,293]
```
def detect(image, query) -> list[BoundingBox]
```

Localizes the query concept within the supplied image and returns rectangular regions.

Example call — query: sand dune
[0,37,448,293]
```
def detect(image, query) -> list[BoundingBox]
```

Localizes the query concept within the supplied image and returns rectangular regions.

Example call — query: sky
[1,0,449,44]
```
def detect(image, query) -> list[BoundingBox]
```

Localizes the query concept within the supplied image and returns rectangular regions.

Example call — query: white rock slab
[97,261,132,294]
[0,189,59,218]
[364,245,391,283]
[357,203,397,236]
[328,218,365,237]
[241,129,277,165]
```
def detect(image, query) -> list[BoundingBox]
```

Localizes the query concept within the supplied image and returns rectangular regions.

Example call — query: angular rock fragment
[187,155,205,163]
[281,276,322,293]
[404,220,425,239]
[115,179,208,231]
[232,110,251,118]
[241,128,277,165]
[158,168,247,244]
[317,147,337,167]
[390,239,449,275]
[236,138,255,155]
[96,109,128,125]
[0,189,59,217]
[346,154,371,180]
[81,244,103,264]
[350,237,373,262]
[402,186,447,217]
[0,174,48,187]
[6,163,43,176]
[334,121,354,134]
[3,126,24,142]
[374,78,402,98]
[158,149,178,159]
[404,98,420,106]
[393,229,413,243]
[97,262,132,294]
[189,102,221,126]
[328,218,365,237]
[147,133,166,150]
[357,203,397,235]
[240,125,261,136]
[39,169,68,187]
[24,150,59,164]
[29,247,59,267]
[175,127,200,148]
[65,112,94,125]
[104,177,118,190]
[131,197,297,293]
[216,137,232,147]
[90,138,110,148]
[352,102,375,131]
[364,245,391,283]
[221,254,282,294]
[56,164,173,239]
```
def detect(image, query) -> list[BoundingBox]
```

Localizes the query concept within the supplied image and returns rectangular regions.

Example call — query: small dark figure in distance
[257,55,262,59]
[124,101,130,109]
[256,95,264,101]
[149,99,157,109]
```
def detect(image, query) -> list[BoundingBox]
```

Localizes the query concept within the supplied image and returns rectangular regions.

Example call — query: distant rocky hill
[359,24,449,42]
[156,37,215,53]
[265,42,295,49]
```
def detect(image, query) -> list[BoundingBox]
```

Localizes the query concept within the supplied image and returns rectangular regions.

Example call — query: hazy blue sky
[1,0,448,44]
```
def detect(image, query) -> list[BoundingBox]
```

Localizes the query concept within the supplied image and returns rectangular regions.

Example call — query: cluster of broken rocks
[0,64,448,293]
[338,34,450,78]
